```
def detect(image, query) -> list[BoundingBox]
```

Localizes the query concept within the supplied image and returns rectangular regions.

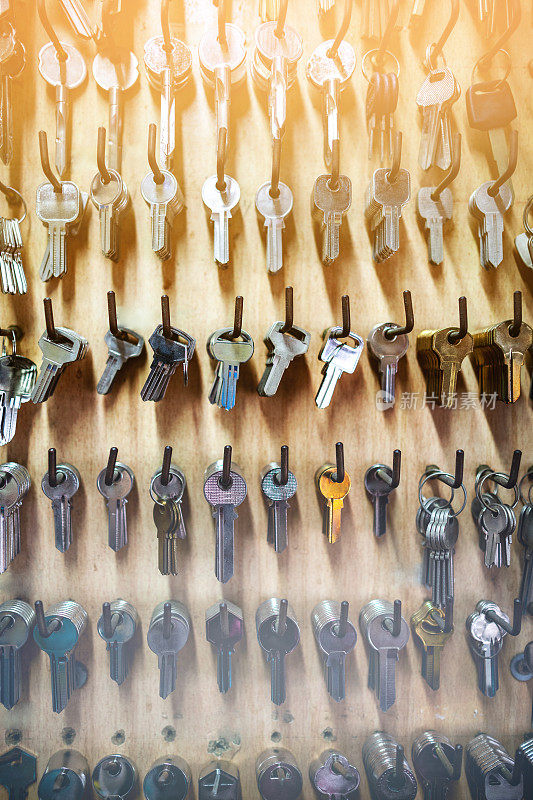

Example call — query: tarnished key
[469,180,513,270]
[312,174,351,265]
[0,747,37,800]
[97,459,134,552]
[198,762,240,800]
[0,462,30,574]
[147,601,190,699]
[0,337,36,445]
[145,757,192,800]
[365,165,411,262]
[412,731,462,799]
[309,750,360,800]
[256,598,300,705]
[92,48,139,172]
[97,327,144,396]
[411,600,453,690]
[33,600,88,714]
[92,755,137,800]
[466,600,508,697]
[367,323,409,409]
[363,733,418,800]
[204,456,247,583]
[364,459,400,538]
[315,326,364,408]
[256,749,303,800]
[97,600,138,686]
[261,457,297,553]
[141,323,195,403]
[257,320,310,398]
[32,326,88,404]
[465,734,523,800]
[202,175,241,266]
[153,500,180,576]
[360,599,409,712]
[208,327,254,411]
[311,600,357,702]
[205,600,243,694]
[0,599,35,709]
[255,181,293,272]
[316,464,351,544]
[41,461,80,553]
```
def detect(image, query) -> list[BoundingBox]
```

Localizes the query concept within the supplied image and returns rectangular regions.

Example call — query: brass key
[411,600,453,690]
[316,444,351,544]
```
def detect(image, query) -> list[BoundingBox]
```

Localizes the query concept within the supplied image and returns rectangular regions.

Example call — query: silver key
[0,340,36,445]
[311,600,357,702]
[145,757,192,800]
[208,327,254,411]
[141,161,184,260]
[256,749,303,800]
[255,181,293,273]
[416,66,458,171]
[365,166,411,262]
[204,457,247,583]
[97,459,134,551]
[0,462,30,574]
[90,164,129,261]
[205,600,244,694]
[147,601,190,699]
[367,323,409,408]
[141,323,195,403]
[0,599,35,710]
[32,326,88,404]
[202,175,241,266]
[309,750,360,800]
[477,503,515,568]
[97,599,138,686]
[0,188,28,294]
[0,34,25,167]
[256,598,300,705]
[150,461,188,574]
[315,326,364,408]
[312,174,351,265]
[261,458,297,553]
[41,461,80,553]
[36,180,85,281]
[469,180,513,270]
[92,49,139,172]
[92,755,137,800]
[38,750,90,800]
[33,600,88,714]
[359,599,409,712]
[466,601,507,697]
[417,186,453,265]
[97,327,144,396]
[257,320,310,398]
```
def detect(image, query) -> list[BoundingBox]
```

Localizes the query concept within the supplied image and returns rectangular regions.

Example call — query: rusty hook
[327,0,353,59]
[384,290,414,340]
[447,296,468,345]
[148,123,165,185]
[280,286,294,334]
[487,129,518,198]
[508,290,522,338]
[431,132,461,201]
[38,0,68,61]
[97,127,111,185]
[39,131,62,193]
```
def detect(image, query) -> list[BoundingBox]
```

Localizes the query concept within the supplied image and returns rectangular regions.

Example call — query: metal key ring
[470,48,512,93]
[476,471,519,511]
[518,470,533,506]
[523,196,533,237]
[0,183,27,225]
[361,49,400,81]
[418,470,467,517]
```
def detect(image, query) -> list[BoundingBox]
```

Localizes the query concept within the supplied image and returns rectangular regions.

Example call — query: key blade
[266,217,284,273]
[213,210,231,265]
[0,646,21,710]
[97,353,125,395]
[269,650,286,705]
[158,651,177,699]
[107,497,127,551]
[327,497,344,544]
[51,497,72,553]
[108,640,128,685]
[217,645,232,694]
[376,648,398,711]
[54,84,69,179]
[215,504,237,583]
[372,494,389,537]
[269,499,289,553]
[422,645,442,690]
[325,650,346,702]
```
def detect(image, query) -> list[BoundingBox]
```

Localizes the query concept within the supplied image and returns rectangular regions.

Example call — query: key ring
[0,182,27,225]
[418,471,467,517]
[518,470,533,506]
[476,471,519,511]
[0,329,16,359]
[470,48,512,93]
[361,49,400,82]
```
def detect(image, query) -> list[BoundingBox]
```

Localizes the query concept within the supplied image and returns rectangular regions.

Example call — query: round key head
[92,49,139,91]
[255,181,293,222]
[97,599,137,644]
[367,323,409,363]
[144,757,191,800]
[147,601,190,656]
[39,750,89,800]
[254,22,302,67]
[309,751,360,799]
[203,459,247,509]
[141,170,181,206]
[364,464,394,499]
[41,463,80,501]
[316,465,351,500]
[92,755,137,800]
[90,170,125,209]
[306,40,356,89]
[199,23,246,84]
[256,748,303,800]
[0,600,34,648]
[0,21,16,64]
[33,603,87,655]
[143,35,192,89]
[256,599,300,655]
[202,174,241,214]
[261,462,297,502]
[97,463,134,502]
[38,42,87,89]
[150,467,186,503]
[312,600,357,656]
[366,607,409,651]
[0,469,25,510]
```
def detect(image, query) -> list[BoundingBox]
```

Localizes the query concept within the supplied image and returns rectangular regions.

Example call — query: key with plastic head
[41,455,80,553]
[311,600,357,702]
[97,325,144,396]
[33,600,88,714]
[258,319,310,398]
[92,48,139,172]
[315,326,364,408]
[0,600,35,710]
[147,601,190,699]
[141,318,195,403]
[204,451,247,583]
[38,750,89,800]
[255,181,293,273]
[256,748,303,800]
[256,598,300,705]
[364,453,401,538]
[367,323,409,409]
[261,450,297,553]
[198,761,240,800]
[309,750,360,800]
[92,755,137,800]
[412,731,462,800]
[97,452,134,552]
[411,599,453,690]
[32,325,88,404]
[205,600,243,694]
[312,174,351,265]
[0,747,37,800]
[360,599,409,712]
[208,326,254,411]
[97,600,138,686]
[202,174,241,267]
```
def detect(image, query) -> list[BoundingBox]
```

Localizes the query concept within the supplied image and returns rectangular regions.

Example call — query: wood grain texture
[1,0,532,798]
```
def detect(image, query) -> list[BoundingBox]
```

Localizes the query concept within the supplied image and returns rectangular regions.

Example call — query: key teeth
[109,642,128,686]
[0,648,21,710]
[217,649,231,694]
[159,652,177,699]
[270,653,286,705]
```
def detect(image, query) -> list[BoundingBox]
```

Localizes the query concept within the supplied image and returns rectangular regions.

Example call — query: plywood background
[1,0,533,797]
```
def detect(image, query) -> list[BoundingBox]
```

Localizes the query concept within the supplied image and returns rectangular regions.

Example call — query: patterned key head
[261,463,297,502]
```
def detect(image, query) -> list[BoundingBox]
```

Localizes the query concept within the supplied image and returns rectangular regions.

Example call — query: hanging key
[0,747,36,800]
[367,291,413,409]
[92,755,137,800]
[153,500,181,576]
[467,598,522,697]
[38,750,89,800]
[141,124,184,260]
[0,461,30,574]
[412,732,462,799]
[150,446,188,574]
[0,328,36,444]
[97,448,134,551]
[518,471,533,613]
[90,127,129,261]
[0,599,35,709]
[309,750,360,800]
[315,325,364,409]
[256,598,300,705]
[364,450,401,538]
[0,29,25,166]
[258,289,311,397]
[92,47,139,172]
[41,450,80,553]
[316,443,351,544]
[97,291,144,395]
[202,174,241,267]
[33,600,88,714]
[472,456,520,567]
[362,733,417,800]
[466,79,517,184]
[255,181,293,272]
[416,65,459,171]
[465,734,523,800]
[198,761,240,800]
[207,299,254,410]
[141,295,195,402]
[312,174,351,266]
[418,132,461,265]
[145,757,191,800]
[147,601,190,700]
[311,600,357,702]
[205,600,243,694]
[365,133,410,262]
[256,749,303,800]
[203,448,247,583]
[260,446,297,553]
[0,184,28,294]
[97,600,138,686]
[359,599,409,712]
[411,599,453,690]
[365,70,400,163]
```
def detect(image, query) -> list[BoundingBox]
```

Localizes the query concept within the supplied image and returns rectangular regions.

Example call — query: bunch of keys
[0,326,36,445]
[90,128,129,261]
[515,195,533,269]
[141,295,195,403]
[0,599,35,709]
[207,297,254,411]
[365,131,410,262]
[97,447,135,552]
[151,446,188,575]
[0,461,31,574]
[363,33,400,163]
[0,183,27,294]
[416,46,460,172]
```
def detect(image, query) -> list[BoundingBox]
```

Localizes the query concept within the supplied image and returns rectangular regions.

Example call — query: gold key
[316,452,351,544]
[411,600,453,691]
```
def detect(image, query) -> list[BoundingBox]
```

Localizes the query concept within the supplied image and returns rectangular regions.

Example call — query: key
[260,457,297,553]
[311,600,357,702]
[466,734,523,800]
[141,323,195,403]
[472,312,533,404]
[411,600,453,690]
[417,186,453,265]
[150,457,187,540]
[97,600,138,686]
[315,326,364,408]
[364,459,400,538]
[32,326,88,404]
[202,175,241,266]
[412,732,462,799]
[205,600,243,693]
[38,750,90,800]
[256,749,303,800]
[316,464,351,544]
[198,762,240,800]
[41,461,80,553]
[97,459,134,551]
[257,320,310,398]
[0,462,30,574]
[33,600,88,714]
[207,327,254,411]
[147,601,190,699]
[38,42,86,178]
[0,342,36,445]
[251,22,301,132]
[255,181,293,272]
[466,600,509,697]
[359,599,409,712]
[517,738,533,796]
[151,460,187,575]
[0,600,35,709]
[515,230,533,269]
[204,455,247,583]
[90,164,129,261]
[518,503,533,612]
[92,49,139,171]
[312,174,351,265]
[92,755,137,800]
[94,0,122,42]
[36,180,86,281]
[0,747,37,800]
[477,503,516,568]
[97,327,144,396]
[367,323,409,408]
[416,66,458,171]
[419,505,458,607]
[0,187,28,294]
[363,733,418,800]
[309,750,360,800]
[141,161,184,260]
[59,0,93,39]
[0,34,25,167]
[256,599,300,705]
[417,325,474,408]
[365,165,411,262]
[466,80,516,184]
[469,180,513,269]
[366,72,399,163]
[145,758,192,800]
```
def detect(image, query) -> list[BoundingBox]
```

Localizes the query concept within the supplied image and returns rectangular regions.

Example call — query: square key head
[36,182,81,225]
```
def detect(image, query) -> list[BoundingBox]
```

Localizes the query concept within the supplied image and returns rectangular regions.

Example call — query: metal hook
[376,0,400,64]
[279,445,289,486]
[491,450,522,490]
[433,449,464,490]
[38,0,68,61]
[43,297,67,346]
[276,599,288,636]
[221,444,232,489]
[216,127,227,191]
[148,124,165,185]
[274,0,289,38]
[219,601,230,638]
[487,129,518,198]
[384,290,414,340]
[329,138,340,191]
[34,601,61,639]
[389,745,404,788]
[327,0,353,59]
[432,595,454,633]
[97,127,111,185]
[333,441,345,484]
[102,602,121,638]
[107,291,128,342]
[161,0,172,54]
[225,296,243,340]
[335,600,349,638]
[430,0,460,64]
[447,296,468,345]
[431,132,461,201]
[48,447,58,488]
[39,131,62,193]
[377,449,402,489]
[163,602,172,639]
[280,286,294,334]
[160,445,172,486]
[0,182,25,213]
[485,598,522,637]
[215,0,228,49]
[161,294,172,340]
[387,131,402,184]
[270,137,281,199]
[508,290,522,338]
[479,0,521,67]
[104,447,118,486]
[339,295,351,338]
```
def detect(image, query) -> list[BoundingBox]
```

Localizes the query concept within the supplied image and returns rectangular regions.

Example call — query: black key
[0,748,37,800]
